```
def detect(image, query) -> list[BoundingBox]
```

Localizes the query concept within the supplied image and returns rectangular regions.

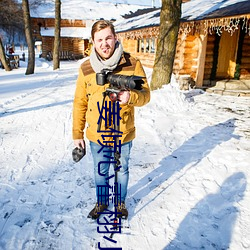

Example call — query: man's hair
[91,20,116,40]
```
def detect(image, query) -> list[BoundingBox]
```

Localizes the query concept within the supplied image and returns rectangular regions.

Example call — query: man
[72,20,150,220]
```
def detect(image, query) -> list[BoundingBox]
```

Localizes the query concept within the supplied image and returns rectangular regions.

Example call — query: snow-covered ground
[0,49,249,250]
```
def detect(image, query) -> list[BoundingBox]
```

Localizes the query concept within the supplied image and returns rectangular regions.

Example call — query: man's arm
[72,68,88,145]
[128,60,150,107]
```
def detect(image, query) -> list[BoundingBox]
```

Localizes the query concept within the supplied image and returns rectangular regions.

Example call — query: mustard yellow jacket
[72,52,150,144]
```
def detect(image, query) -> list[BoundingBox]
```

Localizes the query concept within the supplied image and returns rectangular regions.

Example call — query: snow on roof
[182,0,250,21]
[40,27,91,39]
[114,8,160,32]
[114,0,250,32]
[30,0,151,20]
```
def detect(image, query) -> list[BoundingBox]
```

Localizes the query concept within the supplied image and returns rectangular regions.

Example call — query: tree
[0,0,24,43]
[22,0,35,75]
[150,0,182,90]
[0,37,11,71]
[53,0,61,70]
[0,0,23,71]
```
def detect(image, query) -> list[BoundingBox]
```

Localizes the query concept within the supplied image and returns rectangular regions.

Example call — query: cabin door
[216,30,239,79]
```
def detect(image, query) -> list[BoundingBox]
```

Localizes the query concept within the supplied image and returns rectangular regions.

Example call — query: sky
[0,47,249,250]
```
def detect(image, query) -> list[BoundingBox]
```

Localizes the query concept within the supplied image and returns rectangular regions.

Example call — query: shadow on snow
[0,100,73,117]
[128,118,239,213]
[163,172,247,249]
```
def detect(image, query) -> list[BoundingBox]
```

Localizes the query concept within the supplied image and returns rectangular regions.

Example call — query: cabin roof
[115,8,160,33]
[115,0,250,32]
[182,0,250,21]
[40,27,91,39]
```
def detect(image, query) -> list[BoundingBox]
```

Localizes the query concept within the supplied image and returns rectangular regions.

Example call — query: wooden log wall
[72,38,87,56]
[135,53,156,68]
[173,34,199,80]
[41,37,86,58]
[183,35,198,79]
[173,34,185,75]
[41,37,53,58]
[61,38,74,52]
[120,39,137,54]
[120,38,156,68]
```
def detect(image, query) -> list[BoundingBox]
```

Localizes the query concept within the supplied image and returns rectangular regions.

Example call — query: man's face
[93,27,117,60]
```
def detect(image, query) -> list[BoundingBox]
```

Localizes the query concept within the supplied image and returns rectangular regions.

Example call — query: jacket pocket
[120,106,134,132]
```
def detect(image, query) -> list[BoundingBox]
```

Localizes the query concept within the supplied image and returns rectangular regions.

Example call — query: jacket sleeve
[72,68,88,140]
[128,59,150,107]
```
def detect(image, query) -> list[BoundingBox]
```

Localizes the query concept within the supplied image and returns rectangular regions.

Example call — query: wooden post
[195,32,207,87]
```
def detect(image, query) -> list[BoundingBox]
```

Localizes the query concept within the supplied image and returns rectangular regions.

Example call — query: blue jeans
[90,140,132,205]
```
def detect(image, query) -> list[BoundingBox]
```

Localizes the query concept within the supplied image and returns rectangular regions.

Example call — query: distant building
[31,17,92,60]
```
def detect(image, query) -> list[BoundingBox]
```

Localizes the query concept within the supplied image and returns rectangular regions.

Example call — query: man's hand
[72,139,86,162]
[74,139,85,149]
[117,90,130,105]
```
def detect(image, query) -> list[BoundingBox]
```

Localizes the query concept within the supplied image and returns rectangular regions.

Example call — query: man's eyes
[97,37,112,42]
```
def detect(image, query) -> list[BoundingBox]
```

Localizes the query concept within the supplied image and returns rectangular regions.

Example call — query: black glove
[72,146,86,162]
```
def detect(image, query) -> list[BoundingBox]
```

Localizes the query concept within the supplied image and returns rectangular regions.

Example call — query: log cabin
[31,18,92,60]
[115,0,250,94]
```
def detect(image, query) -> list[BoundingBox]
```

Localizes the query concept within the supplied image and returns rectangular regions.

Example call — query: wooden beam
[195,32,207,87]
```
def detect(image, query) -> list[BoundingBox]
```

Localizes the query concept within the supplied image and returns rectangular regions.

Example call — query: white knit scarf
[90,41,123,73]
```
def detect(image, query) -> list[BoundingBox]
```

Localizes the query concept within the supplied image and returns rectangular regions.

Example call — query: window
[137,38,156,54]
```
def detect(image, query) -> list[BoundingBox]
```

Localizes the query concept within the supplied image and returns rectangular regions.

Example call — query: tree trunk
[0,37,11,71]
[22,0,35,75]
[151,0,182,90]
[53,0,61,70]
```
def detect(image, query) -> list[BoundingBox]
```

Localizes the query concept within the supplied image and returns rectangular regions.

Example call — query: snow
[0,48,250,250]
[114,9,160,32]
[181,0,249,21]
[114,0,249,32]
[40,27,92,39]
[30,0,152,20]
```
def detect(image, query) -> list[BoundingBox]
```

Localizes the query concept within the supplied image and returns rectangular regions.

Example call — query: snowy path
[0,59,250,249]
